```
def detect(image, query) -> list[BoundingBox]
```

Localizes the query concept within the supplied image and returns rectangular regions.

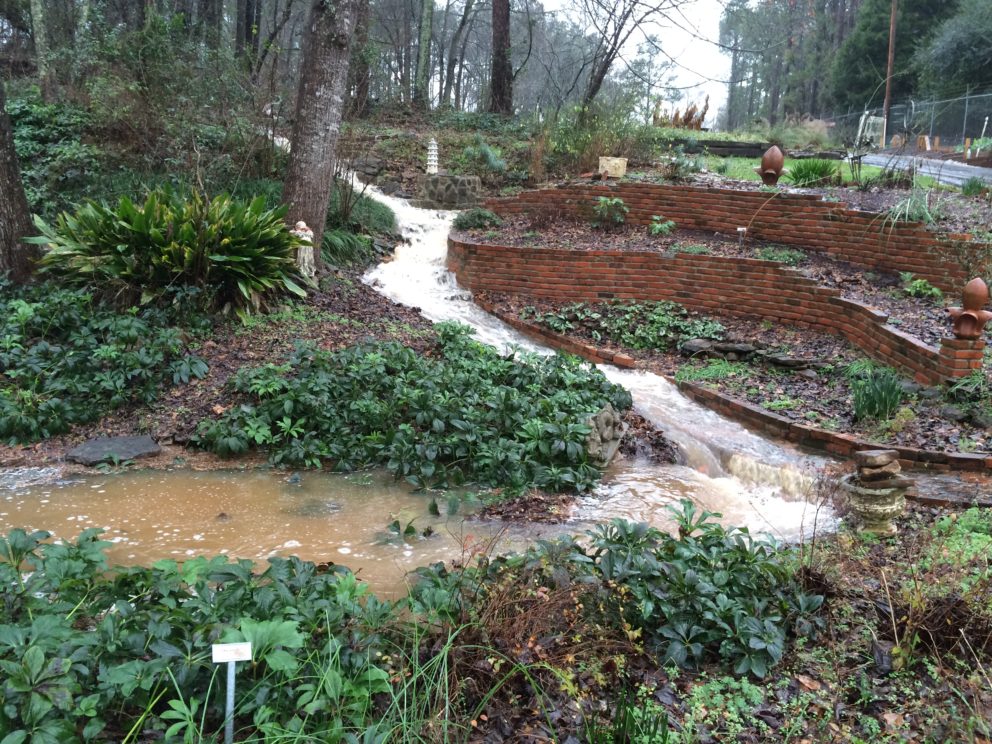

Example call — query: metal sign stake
[212,642,252,744]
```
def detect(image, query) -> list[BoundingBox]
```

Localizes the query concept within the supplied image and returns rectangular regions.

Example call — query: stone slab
[66,435,162,466]
[853,449,900,467]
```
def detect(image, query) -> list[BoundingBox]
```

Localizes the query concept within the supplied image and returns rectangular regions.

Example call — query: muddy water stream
[0,191,830,593]
[364,189,829,537]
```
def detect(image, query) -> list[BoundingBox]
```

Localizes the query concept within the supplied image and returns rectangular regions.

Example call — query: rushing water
[364,188,830,540]
[0,190,832,592]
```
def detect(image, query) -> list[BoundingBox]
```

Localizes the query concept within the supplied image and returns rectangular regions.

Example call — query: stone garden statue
[292,221,316,281]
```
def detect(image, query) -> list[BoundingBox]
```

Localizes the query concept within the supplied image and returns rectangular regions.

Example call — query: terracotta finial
[755,145,785,186]
[948,277,992,339]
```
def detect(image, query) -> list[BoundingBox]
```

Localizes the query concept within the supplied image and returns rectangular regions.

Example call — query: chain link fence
[828,91,992,151]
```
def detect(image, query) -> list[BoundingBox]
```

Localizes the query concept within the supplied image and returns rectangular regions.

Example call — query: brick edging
[479,301,992,475]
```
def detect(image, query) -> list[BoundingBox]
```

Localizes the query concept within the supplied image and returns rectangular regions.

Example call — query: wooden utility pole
[881,0,897,147]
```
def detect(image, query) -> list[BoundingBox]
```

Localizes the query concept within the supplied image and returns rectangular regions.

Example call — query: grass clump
[886,187,945,225]
[0,282,207,443]
[961,177,989,197]
[321,228,375,268]
[452,207,502,231]
[33,188,306,316]
[786,158,839,187]
[196,322,631,491]
[850,366,903,421]
[675,359,748,384]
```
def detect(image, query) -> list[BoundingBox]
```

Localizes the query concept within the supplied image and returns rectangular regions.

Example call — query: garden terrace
[448,229,984,387]
[481,182,988,293]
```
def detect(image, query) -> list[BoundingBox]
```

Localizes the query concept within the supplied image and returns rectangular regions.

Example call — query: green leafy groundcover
[0,283,207,444]
[521,300,724,352]
[196,322,632,491]
[0,505,822,742]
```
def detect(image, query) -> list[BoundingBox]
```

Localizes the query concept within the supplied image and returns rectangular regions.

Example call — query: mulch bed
[676,170,992,237]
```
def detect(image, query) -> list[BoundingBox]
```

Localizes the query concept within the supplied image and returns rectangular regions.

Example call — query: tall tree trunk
[412,0,434,109]
[0,80,38,283]
[282,0,359,259]
[28,0,54,101]
[347,0,372,117]
[441,0,474,108]
[488,0,511,114]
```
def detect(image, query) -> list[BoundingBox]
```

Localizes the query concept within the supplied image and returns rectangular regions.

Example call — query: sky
[540,0,731,125]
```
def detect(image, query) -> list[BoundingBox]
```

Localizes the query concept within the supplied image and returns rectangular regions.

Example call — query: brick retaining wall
[476,299,992,478]
[482,182,987,294]
[450,238,985,384]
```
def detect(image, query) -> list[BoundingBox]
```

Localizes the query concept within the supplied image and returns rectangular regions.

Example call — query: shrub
[851,367,903,421]
[413,502,824,678]
[649,215,677,236]
[0,528,392,741]
[592,197,629,229]
[785,158,839,187]
[961,177,989,197]
[0,282,207,443]
[899,273,944,300]
[452,208,503,231]
[34,188,306,315]
[658,145,704,181]
[757,246,806,265]
[8,90,101,217]
[195,322,631,491]
[462,134,508,173]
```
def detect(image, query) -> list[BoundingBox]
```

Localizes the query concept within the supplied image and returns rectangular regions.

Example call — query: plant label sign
[212,642,252,663]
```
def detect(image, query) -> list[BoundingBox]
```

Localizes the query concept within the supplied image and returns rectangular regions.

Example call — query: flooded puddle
[0,468,514,595]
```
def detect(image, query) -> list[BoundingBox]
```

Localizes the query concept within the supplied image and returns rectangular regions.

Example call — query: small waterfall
[362,187,831,540]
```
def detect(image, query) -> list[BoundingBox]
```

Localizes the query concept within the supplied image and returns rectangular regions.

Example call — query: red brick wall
[483,182,984,293]
[448,237,985,384]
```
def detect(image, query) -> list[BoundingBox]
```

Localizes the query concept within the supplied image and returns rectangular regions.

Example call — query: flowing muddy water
[0,191,831,592]
[364,189,830,538]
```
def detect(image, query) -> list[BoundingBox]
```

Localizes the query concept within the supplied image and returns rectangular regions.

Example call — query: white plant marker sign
[212,642,252,744]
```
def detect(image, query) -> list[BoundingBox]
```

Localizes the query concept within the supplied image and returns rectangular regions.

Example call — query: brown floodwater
[0,467,518,596]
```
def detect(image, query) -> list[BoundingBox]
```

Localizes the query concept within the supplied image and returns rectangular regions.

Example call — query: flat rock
[66,435,162,466]
[862,476,915,489]
[681,338,714,356]
[853,449,900,467]
[939,404,969,422]
[859,460,902,480]
[714,342,758,355]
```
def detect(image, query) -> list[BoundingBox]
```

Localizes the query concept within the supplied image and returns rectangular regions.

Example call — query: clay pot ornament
[755,145,786,186]
[948,277,992,339]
